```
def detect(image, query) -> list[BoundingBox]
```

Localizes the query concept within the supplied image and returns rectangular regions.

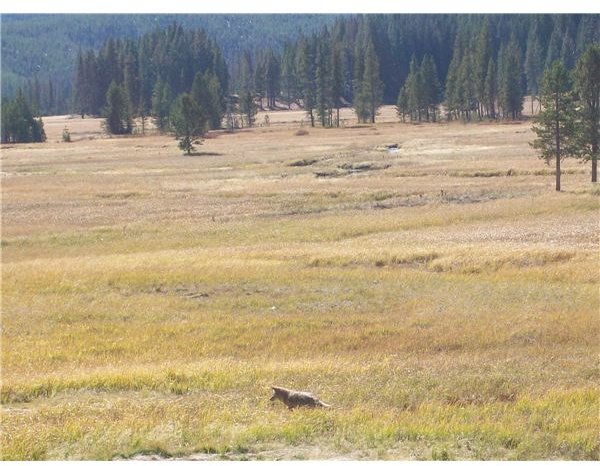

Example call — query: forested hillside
[1,14,338,114]
[2,14,598,119]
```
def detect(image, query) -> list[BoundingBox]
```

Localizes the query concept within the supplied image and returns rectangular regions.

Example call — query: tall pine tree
[354,40,383,123]
[531,60,579,191]
[573,43,600,183]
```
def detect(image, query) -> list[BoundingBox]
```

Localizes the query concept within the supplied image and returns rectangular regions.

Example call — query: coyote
[270,386,332,410]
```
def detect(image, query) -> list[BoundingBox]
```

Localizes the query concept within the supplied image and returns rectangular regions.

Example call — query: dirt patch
[123,444,413,461]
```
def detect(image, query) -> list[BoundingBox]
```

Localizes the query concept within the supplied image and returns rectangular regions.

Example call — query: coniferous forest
[1,14,599,137]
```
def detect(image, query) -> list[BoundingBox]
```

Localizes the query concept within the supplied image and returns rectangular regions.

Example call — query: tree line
[229,14,598,125]
[1,14,337,116]
[2,16,598,170]
[72,24,228,129]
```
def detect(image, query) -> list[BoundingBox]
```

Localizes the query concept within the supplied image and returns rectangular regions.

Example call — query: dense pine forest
[1,14,599,129]
[231,14,599,124]
[1,14,338,115]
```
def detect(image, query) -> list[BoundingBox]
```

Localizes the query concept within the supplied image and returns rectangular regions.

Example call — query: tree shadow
[184,151,222,157]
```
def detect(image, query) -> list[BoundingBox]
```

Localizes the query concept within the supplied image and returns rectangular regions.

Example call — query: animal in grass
[270,386,332,410]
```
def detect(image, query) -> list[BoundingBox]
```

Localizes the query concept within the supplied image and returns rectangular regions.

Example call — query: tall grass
[2,115,598,459]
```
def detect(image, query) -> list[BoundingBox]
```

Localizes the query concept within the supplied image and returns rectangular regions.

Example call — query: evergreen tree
[207,74,225,129]
[354,40,383,123]
[545,24,563,70]
[281,42,297,109]
[444,53,460,120]
[297,37,316,127]
[254,52,267,110]
[525,20,544,114]
[498,39,525,119]
[73,51,88,117]
[1,89,46,143]
[560,28,577,69]
[444,30,466,120]
[103,81,133,135]
[531,60,579,191]
[406,56,422,122]
[315,33,333,127]
[239,90,257,127]
[458,52,477,120]
[170,92,206,155]
[47,77,55,116]
[152,78,173,133]
[421,54,441,122]
[264,50,281,109]
[237,51,254,96]
[191,71,223,130]
[573,43,600,183]
[123,48,139,117]
[331,44,344,127]
[474,20,492,118]
[484,58,497,119]
[31,75,41,116]
[396,85,409,122]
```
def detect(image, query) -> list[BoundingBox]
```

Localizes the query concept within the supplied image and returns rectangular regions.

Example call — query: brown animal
[270,386,332,410]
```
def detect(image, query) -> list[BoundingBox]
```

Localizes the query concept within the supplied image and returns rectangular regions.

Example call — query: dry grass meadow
[1,105,599,460]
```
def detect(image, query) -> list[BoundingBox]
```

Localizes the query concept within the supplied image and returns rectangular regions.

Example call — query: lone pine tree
[531,60,579,192]
[170,92,206,155]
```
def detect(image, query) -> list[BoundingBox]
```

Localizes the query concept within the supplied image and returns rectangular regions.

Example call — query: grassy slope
[1,109,598,459]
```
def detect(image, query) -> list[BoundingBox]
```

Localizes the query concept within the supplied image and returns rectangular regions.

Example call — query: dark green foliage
[70,24,228,126]
[473,20,492,118]
[420,55,442,122]
[315,31,333,127]
[406,56,424,122]
[353,40,383,123]
[3,14,335,115]
[103,81,133,135]
[281,42,298,109]
[573,43,600,182]
[296,36,317,127]
[169,92,207,155]
[239,90,258,128]
[264,50,281,109]
[331,45,344,127]
[484,58,497,119]
[525,19,545,113]
[191,72,225,130]
[399,54,441,123]
[531,60,579,191]
[498,39,525,119]
[4,14,599,122]
[396,85,409,122]
[152,79,174,133]
[1,90,46,143]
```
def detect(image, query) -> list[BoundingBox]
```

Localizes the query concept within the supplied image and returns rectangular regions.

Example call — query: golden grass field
[1,105,599,459]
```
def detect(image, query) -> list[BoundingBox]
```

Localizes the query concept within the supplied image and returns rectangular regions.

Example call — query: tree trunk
[555,93,561,192]
[592,143,598,183]
[336,107,340,127]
